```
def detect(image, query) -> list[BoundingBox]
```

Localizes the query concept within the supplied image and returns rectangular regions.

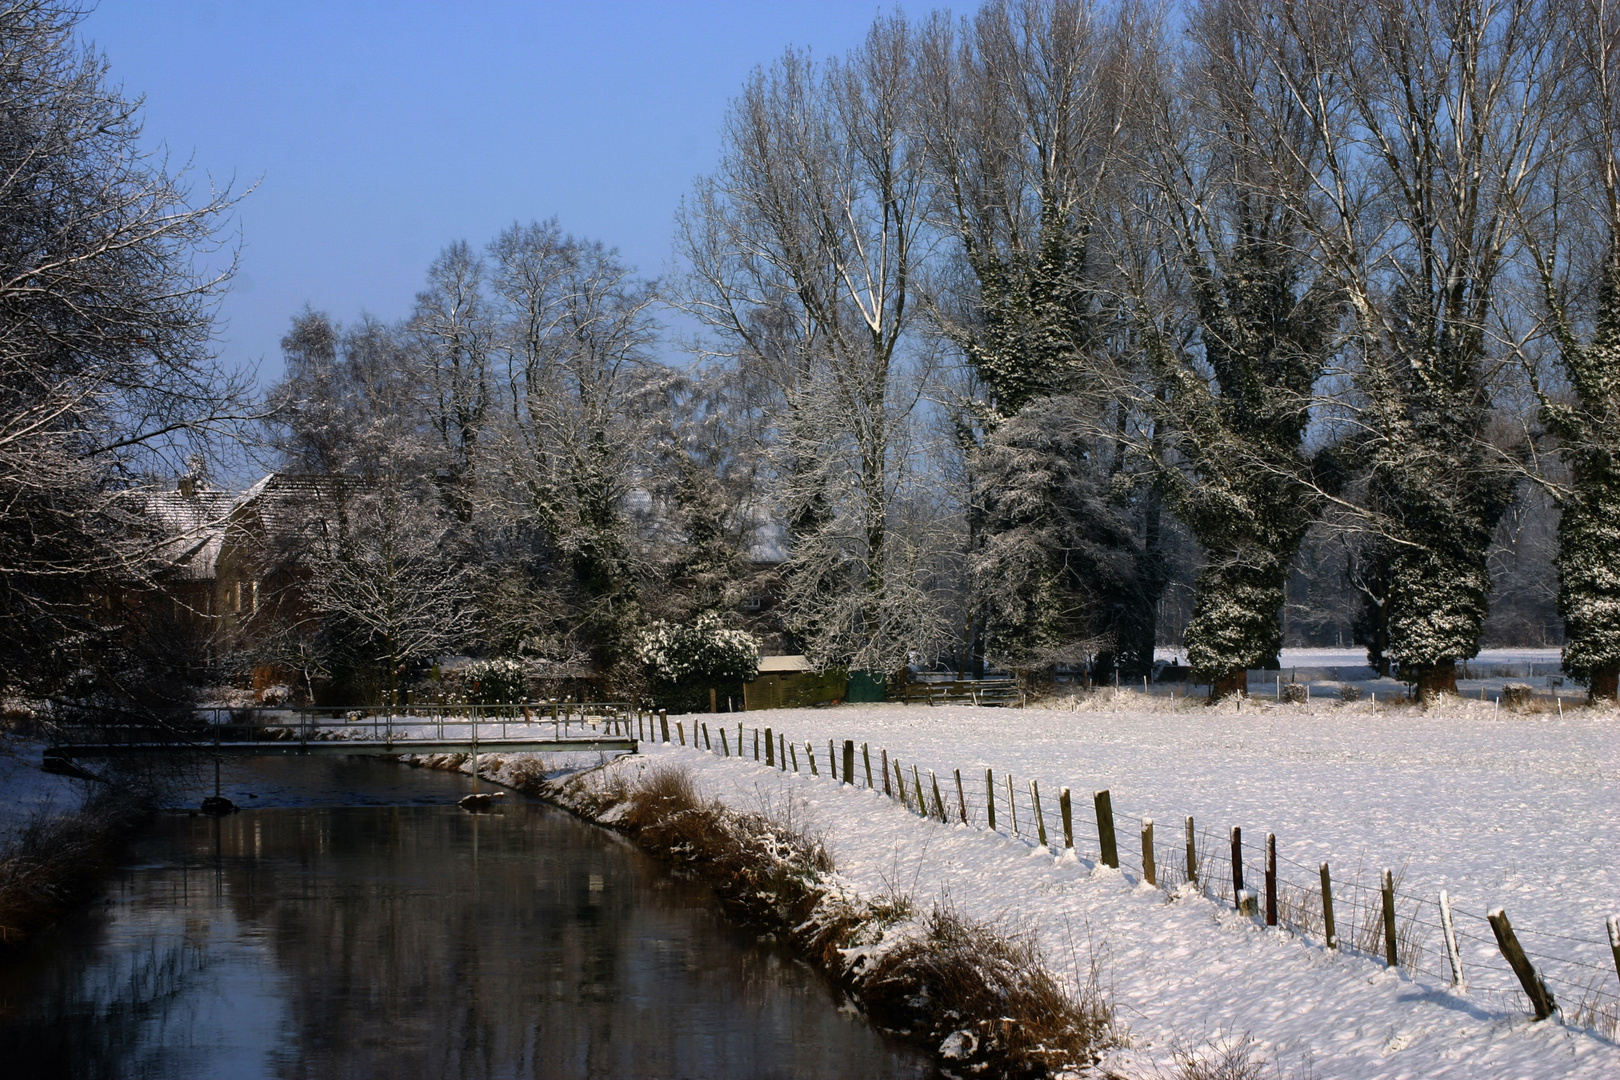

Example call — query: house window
[742,592,765,612]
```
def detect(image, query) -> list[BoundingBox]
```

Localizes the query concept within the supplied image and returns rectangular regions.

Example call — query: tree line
[4,0,1618,717]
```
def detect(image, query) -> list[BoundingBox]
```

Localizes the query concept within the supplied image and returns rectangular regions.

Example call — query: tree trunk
[1411,662,1459,702]
[1210,668,1247,702]
[1591,664,1619,702]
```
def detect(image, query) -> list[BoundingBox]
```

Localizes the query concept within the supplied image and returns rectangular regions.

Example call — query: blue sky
[82,1,892,383]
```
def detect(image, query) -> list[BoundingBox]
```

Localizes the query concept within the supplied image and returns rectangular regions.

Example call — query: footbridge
[44,702,641,763]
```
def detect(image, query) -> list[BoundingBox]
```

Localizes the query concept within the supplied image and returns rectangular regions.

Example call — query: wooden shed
[743,655,846,710]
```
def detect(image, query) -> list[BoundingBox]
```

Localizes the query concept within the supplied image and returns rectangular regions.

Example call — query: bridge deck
[46,738,637,759]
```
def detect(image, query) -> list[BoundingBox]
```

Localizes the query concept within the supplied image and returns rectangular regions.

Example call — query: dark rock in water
[458,792,506,812]
[200,795,237,815]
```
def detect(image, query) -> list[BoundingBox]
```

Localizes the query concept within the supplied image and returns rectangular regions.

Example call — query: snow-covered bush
[636,613,759,686]
[463,658,526,705]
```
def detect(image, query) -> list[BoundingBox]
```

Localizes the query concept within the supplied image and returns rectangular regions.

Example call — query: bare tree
[1524,0,1620,698]
[677,16,951,672]
[0,1,250,706]
[1223,0,1559,696]
[485,221,665,676]
[410,240,493,519]
[913,0,1167,680]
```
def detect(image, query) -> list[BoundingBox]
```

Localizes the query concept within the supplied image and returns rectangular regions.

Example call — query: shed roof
[757,654,813,673]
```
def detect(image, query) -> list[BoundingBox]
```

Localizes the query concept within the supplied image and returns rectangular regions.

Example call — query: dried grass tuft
[859,903,1113,1078]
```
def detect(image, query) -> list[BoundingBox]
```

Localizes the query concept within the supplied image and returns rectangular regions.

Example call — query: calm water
[0,758,934,1079]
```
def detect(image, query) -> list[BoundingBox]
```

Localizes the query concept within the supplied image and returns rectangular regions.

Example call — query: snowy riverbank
[422,694,1620,1078]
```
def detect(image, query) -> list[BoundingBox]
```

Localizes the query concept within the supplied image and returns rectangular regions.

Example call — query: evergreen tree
[1149,230,1337,698]
[1542,243,1620,699]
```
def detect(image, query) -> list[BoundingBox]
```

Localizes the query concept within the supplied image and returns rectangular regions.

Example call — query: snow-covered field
[604,696,1620,1078]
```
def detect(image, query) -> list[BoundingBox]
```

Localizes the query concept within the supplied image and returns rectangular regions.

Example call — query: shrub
[463,658,526,705]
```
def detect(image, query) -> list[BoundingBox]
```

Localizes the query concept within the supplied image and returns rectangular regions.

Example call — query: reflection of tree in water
[2,803,923,1080]
[0,868,214,1080]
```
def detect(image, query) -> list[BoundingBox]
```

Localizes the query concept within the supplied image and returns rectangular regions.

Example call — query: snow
[0,735,86,841]
[601,697,1620,1078]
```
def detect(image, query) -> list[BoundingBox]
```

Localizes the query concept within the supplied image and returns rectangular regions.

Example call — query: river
[0,756,935,1079]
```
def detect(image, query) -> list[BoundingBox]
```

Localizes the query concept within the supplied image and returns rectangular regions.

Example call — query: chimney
[178,476,196,498]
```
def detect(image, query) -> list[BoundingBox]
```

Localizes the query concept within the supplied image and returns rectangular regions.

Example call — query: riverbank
[403,694,1620,1080]
[406,748,1113,1079]
[0,737,157,950]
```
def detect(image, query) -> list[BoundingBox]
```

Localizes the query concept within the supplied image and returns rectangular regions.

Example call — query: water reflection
[0,763,934,1079]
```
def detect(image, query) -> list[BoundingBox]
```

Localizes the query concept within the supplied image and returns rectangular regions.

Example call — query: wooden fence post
[1488,907,1558,1020]
[985,769,996,830]
[912,764,926,815]
[790,742,799,772]
[1060,788,1073,850]
[931,771,946,821]
[1094,789,1118,868]
[1186,816,1198,884]
[753,728,760,761]
[1381,869,1399,968]
[955,769,967,823]
[779,733,786,770]
[1320,862,1337,949]
[1606,916,1620,995]
[882,748,891,795]
[844,740,855,787]
[1440,890,1464,989]
[807,743,819,777]
[764,727,774,766]
[659,711,669,744]
[1030,780,1047,846]
[829,740,837,781]
[1142,819,1156,886]
[676,720,685,746]
[863,743,873,788]
[1007,775,1019,837]
[1230,826,1244,899]
[702,723,711,750]
[1265,833,1278,926]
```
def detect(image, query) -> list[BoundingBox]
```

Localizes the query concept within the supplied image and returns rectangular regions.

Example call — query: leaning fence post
[1379,869,1400,968]
[1007,775,1019,837]
[1060,787,1074,850]
[1320,862,1337,949]
[844,740,855,787]
[659,710,669,744]
[985,769,996,830]
[1265,833,1278,927]
[1488,907,1558,1019]
[720,727,729,757]
[1094,790,1118,868]
[912,764,926,815]
[765,727,774,767]
[676,720,685,746]
[931,771,946,821]
[701,722,711,751]
[829,740,837,781]
[954,769,967,823]
[1029,780,1047,847]
[1142,819,1156,886]
[1186,816,1198,884]
[1440,890,1465,989]
[863,743,873,788]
